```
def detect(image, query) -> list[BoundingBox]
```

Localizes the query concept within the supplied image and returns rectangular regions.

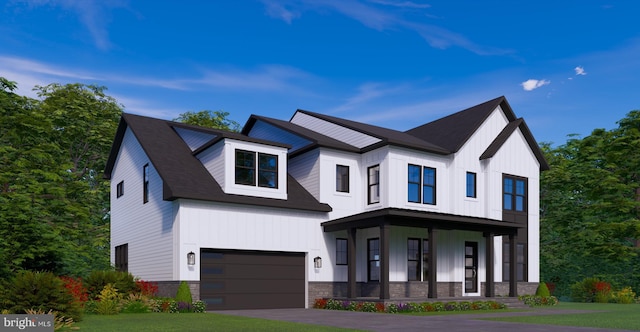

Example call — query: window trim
[235,149,279,189]
[466,172,477,198]
[336,238,348,265]
[116,181,124,198]
[336,165,350,193]
[502,242,527,282]
[422,167,436,205]
[367,165,380,204]
[143,164,149,204]
[407,164,421,203]
[503,174,527,213]
[367,238,380,281]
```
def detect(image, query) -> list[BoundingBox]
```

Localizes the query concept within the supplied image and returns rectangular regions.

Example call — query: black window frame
[367,238,380,281]
[503,175,527,213]
[115,243,128,272]
[336,165,350,193]
[407,238,429,281]
[235,149,279,189]
[407,238,420,281]
[466,172,477,198]
[422,167,436,205]
[336,238,348,265]
[143,164,149,204]
[116,180,124,198]
[367,165,380,204]
[407,164,421,203]
[502,242,527,282]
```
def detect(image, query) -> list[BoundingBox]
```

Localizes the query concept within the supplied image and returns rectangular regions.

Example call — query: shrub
[571,277,601,302]
[25,308,74,331]
[535,282,551,297]
[519,295,559,307]
[313,298,327,309]
[175,281,192,304]
[121,294,154,314]
[84,270,137,300]
[0,270,82,322]
[152,298,178,313]
[611,287,636,304]
[94,284,122,315]
[191,300,206,313]
[135,280,158,297]
[594,281,612,303]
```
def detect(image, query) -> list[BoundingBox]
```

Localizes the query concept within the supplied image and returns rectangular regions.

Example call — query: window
[503,175,527,212]
[368,238,380,281]
[116,181,124,198]
[407,165,436,205]
[408,165,421,203]
[368,165,380,204]
[336,238,347,265]
[466,172,476,198]
[423,167,436,205]
[143,164,149,204]
[115,243,128,272]
[235,150,278,188]
[407,239,429,281]
[502,243,526,282]
[336,165,349,193]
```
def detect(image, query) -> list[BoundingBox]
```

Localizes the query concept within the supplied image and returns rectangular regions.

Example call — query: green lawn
[484,302,640,330]
[69,313,358,332]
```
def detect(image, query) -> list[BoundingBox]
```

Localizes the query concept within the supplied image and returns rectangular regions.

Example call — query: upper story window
[336,238,347,265]
[503,175,527,212]
[336,165,349,193]
[367,165,380,204]
[143,164,149,204]
[466,172,477,198]
[116,181,124,198]
[235,149,278,189]
[407,164,436,205]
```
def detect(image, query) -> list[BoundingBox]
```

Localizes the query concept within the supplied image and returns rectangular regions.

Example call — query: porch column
[484,232,495,297]
[380,223,390,299]
[509,233,518,297]
[428,227,438,298]
[347,227,357,299]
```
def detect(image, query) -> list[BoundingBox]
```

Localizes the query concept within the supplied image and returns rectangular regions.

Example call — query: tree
[0,79,122,278]
[173,110,240,132]
[540,111,640,296]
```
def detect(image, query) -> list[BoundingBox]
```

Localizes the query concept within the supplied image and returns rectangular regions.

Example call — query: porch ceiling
[321,208,521,235]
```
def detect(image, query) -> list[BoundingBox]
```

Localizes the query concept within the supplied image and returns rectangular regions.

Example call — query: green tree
[173,110,240,131]
[0,78,121,278]
[540,111,640,296]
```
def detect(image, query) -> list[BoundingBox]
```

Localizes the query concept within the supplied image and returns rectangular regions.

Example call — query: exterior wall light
[187,251,196,266]
[313,256,322,269]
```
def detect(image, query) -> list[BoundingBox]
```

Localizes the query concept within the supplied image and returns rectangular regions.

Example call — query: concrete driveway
[213,308,635,332]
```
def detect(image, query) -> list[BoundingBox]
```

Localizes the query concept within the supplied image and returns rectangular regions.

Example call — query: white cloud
[521,79,550,91]
[574,66,587,75]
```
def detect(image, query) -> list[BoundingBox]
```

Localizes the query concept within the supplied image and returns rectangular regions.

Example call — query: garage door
[200,249,305,310]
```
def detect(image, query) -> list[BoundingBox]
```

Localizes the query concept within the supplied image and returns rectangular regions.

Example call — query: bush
[121,294,154,313]
[570,277,600,302]
[0,270,82,322]
[94,284,122,315]
[135,280,158,297]
[84,270,137,300]
[519,295,559,307]
[535,282,551,297]
[611,287,636,304]
[175,281,193,304]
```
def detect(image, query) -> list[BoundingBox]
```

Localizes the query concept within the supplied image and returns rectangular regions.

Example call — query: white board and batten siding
[291,112,380,149]
[175,199,330,281]
[110,128,176,281]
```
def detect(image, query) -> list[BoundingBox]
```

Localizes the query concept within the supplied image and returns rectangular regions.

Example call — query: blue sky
[1,1,639,146]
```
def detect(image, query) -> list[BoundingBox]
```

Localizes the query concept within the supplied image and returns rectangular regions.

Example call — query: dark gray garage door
[200,249,305,310]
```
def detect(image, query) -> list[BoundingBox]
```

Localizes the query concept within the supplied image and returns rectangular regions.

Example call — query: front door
[464,242,478,293]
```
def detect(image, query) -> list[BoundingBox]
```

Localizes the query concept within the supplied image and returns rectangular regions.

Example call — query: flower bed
[313,298,507,313]
[518,295,559,307]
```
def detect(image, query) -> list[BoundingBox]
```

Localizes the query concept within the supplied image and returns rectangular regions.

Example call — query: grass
[484,302,640,330]
[69,313,359,332]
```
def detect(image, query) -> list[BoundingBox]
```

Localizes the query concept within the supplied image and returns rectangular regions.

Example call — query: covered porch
[321,208,523,300]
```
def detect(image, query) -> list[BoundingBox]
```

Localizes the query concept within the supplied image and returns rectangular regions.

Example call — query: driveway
[213,308,635,332]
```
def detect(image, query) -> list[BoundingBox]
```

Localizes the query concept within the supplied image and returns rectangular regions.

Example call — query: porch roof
[321,208,522,235]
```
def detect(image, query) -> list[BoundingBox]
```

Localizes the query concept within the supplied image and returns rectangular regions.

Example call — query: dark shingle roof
[292,109,450,154]
[242,115,360,156]
[104,113,331,212]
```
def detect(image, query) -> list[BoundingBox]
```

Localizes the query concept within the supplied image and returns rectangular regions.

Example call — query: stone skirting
[308,281,538,307]
[155,280,200,301]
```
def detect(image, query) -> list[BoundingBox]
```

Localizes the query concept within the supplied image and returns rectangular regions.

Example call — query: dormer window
[235,149,278,189]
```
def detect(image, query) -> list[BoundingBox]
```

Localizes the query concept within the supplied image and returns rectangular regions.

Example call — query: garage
[200,249,306,310]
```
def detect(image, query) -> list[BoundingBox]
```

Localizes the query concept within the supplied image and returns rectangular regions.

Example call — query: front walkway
[212,308,634,332]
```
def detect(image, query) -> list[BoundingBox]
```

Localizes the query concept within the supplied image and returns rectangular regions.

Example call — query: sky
[1,0,639,146]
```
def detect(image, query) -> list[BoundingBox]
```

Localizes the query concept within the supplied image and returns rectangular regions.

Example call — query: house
[104,96,549,310]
